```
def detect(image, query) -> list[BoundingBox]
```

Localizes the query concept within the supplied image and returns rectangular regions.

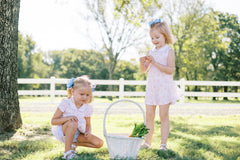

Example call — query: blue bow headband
[66,77,96,92]
[92,84,96,92]
[149,19,161,26]
[67,77,75,89]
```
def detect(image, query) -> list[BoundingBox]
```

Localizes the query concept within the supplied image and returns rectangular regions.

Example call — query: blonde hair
[150,21,175,44]
[67,75,93,103]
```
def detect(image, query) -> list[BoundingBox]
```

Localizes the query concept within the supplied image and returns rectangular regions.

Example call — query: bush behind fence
[18,77,240,105]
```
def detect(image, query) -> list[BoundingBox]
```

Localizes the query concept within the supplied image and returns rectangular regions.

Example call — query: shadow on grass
[169,120,239,138]
[138,148,180,160]
[114,119,240,159]
[51,149,110,160]
[0,123,52,141]
[0,124,110,160]
[171,135,239,160]
[26,123,52,139]
[0,132,16,141]
[1,116,239,160]
[0,139,55,159]
[0,124,54,160]
[167,120,240,160]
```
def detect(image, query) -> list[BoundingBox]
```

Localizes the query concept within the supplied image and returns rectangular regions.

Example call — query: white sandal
[62,150,77,159]
[71,144,77,153]
[160,144,168,151]
[140,142,151,149]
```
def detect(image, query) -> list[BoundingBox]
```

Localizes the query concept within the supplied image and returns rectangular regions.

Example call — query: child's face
[72,86,92,105]
[150,28,166,49]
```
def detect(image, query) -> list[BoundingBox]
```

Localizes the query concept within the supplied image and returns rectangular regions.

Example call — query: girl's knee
[160,116,169,123]
[66,120,78,129]
[146,115,155,122]
[96,139,104,148]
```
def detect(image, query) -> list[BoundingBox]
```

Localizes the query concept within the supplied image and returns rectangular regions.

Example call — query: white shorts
[52,125,80,143]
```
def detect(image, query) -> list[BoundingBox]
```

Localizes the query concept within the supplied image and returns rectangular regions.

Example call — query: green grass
[1,113,240,160]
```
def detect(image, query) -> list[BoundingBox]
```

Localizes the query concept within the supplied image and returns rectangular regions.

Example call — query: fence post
[119,78,124,100]
[180,78,185,104]
[50,76,55,103]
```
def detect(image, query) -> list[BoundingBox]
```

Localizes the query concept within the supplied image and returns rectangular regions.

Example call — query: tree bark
[223,86,228,100]
[212,86,218,101]
[234,86,238,100]
[0,0,22,133]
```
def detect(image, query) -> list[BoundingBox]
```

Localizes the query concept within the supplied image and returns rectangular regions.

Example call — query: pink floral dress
[145,44,182,105]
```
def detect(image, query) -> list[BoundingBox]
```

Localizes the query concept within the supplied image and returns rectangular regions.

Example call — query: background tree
[213,12,240,100]
[83,0,161,99]
[18,33,35,78]
[48,49,108,91]
[47,50,64,78]
[195,10,229,100]
[114,59,139,91]
[18,32,50,90]
[48,49,106,78]
[47,48,142,93]
[14,1,239,102]
[222,13,240,97]
[85,0,160,81]
[154,0,208,80]
[0,0,22,133]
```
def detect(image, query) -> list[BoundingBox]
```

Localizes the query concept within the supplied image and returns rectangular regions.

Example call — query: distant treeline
[18,9,240,100]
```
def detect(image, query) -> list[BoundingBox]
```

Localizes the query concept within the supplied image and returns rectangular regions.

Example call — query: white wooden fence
[18,77,240,104]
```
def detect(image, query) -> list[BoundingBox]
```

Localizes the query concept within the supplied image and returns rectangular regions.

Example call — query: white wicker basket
[103,99,146,159]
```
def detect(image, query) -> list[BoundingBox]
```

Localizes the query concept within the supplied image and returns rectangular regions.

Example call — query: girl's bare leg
[75,133,104,148]
[159,104,170,145]
[145,105,156,146]
[62,120,78,153]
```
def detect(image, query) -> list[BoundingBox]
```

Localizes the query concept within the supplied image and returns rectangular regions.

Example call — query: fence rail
[18,77,240,104]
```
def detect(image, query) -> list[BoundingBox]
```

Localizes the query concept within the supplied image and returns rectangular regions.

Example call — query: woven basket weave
[103,99,146,159]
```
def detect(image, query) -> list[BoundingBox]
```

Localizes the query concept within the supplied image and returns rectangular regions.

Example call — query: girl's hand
[147,55,155,64]
[67,116,78,122]
[84,117,91,137]
[51,108,78,126]
[139,56,147,63]
[84,130,91,137]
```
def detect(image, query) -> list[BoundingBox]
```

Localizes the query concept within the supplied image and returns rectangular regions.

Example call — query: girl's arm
[84,117,91,137]
[148,49,175,74]
[139,55,151,73]
[51,108,78,125]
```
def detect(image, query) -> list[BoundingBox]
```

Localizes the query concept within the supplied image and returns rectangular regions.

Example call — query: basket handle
[103,99,146,137]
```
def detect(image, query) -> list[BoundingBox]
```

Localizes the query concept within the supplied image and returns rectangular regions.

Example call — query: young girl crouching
[51,76,103,159]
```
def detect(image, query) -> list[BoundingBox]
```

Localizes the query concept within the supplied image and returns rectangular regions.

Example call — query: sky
[19,0,240,60]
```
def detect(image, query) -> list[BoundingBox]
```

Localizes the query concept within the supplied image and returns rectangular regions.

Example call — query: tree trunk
[107,59,118,101]
[175,63,180,80]
[0,0,22,133]
[234,86,238,100]
[194,86,198,100]
[107,71,113,101]
[194,70,198,100]
[212,86,218,101]
[223,86,228,100]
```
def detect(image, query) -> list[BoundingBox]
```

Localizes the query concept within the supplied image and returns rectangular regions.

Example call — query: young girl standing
[140,19,181,151]
[51,76,103,159]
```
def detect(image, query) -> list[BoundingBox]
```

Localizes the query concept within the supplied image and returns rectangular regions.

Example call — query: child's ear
[71,88,74,94]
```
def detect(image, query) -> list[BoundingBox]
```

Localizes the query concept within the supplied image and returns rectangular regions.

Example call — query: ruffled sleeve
[85,104,93,117]
[58,99,69,112]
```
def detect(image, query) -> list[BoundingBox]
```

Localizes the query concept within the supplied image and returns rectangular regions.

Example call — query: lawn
[0,113,240,160]
[19,96,240,116]
[19,96,240,104]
